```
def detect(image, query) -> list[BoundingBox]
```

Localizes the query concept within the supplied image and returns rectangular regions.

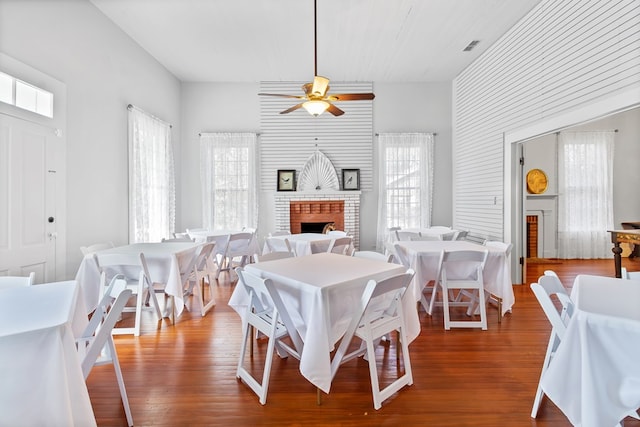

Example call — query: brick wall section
[274,192,361,250]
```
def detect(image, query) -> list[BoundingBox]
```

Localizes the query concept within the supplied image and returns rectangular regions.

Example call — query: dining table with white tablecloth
[541,274,640,427]
[75,241,201,317]
[394,240,514,315]
[228,253,412,393]
[0,280,96,426]
[262,233,347,256]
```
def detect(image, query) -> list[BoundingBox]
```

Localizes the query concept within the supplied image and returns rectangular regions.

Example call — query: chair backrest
[455,230,469,241]
[415,233,441,241]
[265,237,294,255]
[255,251,294,262]
[440,231,458,241]
[80,241,114,256]
[530,275,574,341]
[235,267,303,354]
[194,242,216,271]
[0,272,36,289]
[242,227,257,234]
[78,279,133,378]
[331,269,415,377]
[327,236,353,254]
[353,250,393,263]
[484,240,513,258]
[93,252,151,288]
[224,232,254,256]
[441,250,488,282]
[396,231,421,241]
[392,243,411,267]
[621,267,640,280]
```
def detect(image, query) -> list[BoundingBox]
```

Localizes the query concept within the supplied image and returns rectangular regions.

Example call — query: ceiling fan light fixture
[303,100,330,116]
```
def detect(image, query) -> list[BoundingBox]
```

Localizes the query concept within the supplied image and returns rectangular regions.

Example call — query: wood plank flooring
[86,257,640,426]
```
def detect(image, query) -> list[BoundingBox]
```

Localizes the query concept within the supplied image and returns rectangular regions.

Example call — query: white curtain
[200,132,258,230]
[558,131,614,259]
[128,106,175,243]
[376,133,434,250]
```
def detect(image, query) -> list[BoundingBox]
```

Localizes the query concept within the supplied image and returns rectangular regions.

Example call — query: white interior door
[0,113,58,282]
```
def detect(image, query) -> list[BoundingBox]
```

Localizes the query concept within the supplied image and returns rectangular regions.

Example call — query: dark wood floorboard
[86,257,640,426]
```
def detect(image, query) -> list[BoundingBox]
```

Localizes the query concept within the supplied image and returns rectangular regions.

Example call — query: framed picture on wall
[277,169,296,191]
[342,169,360,190]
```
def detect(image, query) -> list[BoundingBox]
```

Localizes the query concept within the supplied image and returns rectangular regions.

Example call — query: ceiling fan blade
[329,93,376,101]
[279,103,305,114]
[258,93,305,99]
[326,104,344,116]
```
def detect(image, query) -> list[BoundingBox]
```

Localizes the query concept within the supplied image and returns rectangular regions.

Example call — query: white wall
[453,0,640,245]
[0,0,182,278]
[180,81,452,251]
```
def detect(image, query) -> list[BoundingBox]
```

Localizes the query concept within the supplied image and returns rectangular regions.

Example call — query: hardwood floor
[87,257,640,426]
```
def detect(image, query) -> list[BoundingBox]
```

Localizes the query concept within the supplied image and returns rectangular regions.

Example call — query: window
[0,71,53,118]
[128,106,175,243]
[558,131,614,258]
[376,133,434,249]
[200,133,258,230]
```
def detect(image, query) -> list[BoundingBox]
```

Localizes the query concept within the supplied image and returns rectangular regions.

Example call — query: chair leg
[108,339,134,427]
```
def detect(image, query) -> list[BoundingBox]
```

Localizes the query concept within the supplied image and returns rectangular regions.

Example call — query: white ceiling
[90,0,542,83]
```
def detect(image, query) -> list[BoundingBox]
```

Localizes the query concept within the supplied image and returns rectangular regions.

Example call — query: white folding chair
[530,274,574,418]
[352,250,393,263]
[234,267,302,405]
[184,242,217,316]
[395,230,422,241]
[77,277,134,426]
[621,267,640,280]
[93,252,162,336]
[0,272,35,290]
[215,232,255,280]
[265,236,296,256]
[437,250,489,330]
[440,231,458,241]
[330,269,416,410]
[327,236,353,255]
[80,241,114,256]
[255,251,294,262]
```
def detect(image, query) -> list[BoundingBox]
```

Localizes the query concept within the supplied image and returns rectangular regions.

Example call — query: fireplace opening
[301,222,335,234]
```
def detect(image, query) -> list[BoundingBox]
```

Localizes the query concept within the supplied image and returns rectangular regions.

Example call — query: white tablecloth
[75,242,201,316]
[0,281,96,426]
[541,274,640,427]
[229,253,411,393]
[263,233,338,256]
[394,240,514,314]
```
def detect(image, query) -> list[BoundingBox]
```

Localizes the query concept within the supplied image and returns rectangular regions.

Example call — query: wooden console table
[609,229,640,278]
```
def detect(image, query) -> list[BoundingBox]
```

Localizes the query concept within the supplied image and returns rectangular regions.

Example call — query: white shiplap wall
[453,0,640,241]
[259,81,373,191]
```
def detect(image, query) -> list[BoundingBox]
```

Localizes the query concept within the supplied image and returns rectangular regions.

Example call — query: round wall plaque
[526,168,548,194]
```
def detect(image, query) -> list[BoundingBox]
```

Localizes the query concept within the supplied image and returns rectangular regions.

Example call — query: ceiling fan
[258,0,375,117]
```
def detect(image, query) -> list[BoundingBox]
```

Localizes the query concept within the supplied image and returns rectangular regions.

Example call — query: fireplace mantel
[274,191,361,250]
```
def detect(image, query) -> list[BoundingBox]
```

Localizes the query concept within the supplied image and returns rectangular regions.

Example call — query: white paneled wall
[259,81,374,191]
[453,0,640,241]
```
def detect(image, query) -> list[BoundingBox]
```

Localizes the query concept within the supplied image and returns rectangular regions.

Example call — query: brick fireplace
[274,191,361,250]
